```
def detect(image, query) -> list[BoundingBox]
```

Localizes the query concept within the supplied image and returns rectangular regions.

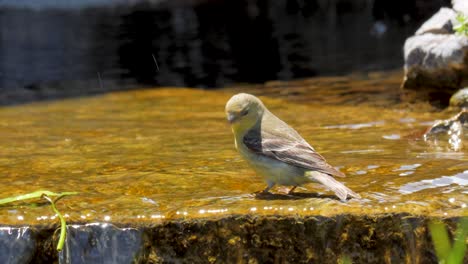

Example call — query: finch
[225,93,360,201]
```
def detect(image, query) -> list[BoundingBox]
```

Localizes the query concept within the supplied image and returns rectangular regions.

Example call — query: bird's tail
[306,171,361,201]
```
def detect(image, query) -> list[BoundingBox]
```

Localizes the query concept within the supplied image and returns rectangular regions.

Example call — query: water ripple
[399,170,468,194]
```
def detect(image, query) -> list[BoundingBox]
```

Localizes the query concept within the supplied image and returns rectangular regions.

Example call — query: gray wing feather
[243,128,345,177]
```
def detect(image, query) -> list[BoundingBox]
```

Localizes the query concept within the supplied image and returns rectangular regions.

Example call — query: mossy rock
[1,214,466,263]
[449,87,468,108]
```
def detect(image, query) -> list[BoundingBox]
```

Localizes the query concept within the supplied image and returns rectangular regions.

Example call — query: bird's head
[225,93,265,131]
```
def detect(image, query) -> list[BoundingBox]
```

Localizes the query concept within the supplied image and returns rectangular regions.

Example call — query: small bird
[225,93,360,201]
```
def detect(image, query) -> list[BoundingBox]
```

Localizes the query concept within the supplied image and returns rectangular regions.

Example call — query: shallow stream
[0,71,466,225]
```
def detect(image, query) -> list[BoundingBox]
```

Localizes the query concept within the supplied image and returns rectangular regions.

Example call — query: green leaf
[429,218,468,264]
[429,221,451,262]
[454,13,468,36]
[0,190,78,205]
[42,194,68,251]
[0,190,78,252]
[447,218,468,264]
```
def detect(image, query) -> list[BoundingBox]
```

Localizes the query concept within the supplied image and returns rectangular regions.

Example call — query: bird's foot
[253,189,271,195]
[288,186,297,195]
[253,189,272,198]
[276,186,290,194]
[277,186,297,195]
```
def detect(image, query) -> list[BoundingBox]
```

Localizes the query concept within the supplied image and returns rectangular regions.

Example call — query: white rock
[403,33,468,89]
[404,34,468,70]
[416,8,457,35]
[453,0,468,15]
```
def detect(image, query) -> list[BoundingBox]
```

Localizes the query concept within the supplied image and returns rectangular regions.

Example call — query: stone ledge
[0,214,464,263]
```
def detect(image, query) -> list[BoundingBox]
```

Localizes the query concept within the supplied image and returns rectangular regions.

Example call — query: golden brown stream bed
[0,71,466,225]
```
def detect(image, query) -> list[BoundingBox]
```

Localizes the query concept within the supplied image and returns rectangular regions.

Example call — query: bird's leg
[288,186,297,194]
[260,181,275,193]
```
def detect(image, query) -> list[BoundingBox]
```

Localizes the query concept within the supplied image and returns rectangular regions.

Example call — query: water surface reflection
[0,0,432,105]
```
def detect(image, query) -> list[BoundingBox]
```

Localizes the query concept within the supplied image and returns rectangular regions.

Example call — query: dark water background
[0,0,450,104]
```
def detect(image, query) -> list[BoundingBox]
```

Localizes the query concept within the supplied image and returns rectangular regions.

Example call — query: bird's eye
[241,110,249,116]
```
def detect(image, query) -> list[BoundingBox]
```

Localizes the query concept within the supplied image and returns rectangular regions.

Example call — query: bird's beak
[227,113,238,124]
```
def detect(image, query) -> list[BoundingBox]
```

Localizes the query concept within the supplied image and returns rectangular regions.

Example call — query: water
[0,0,438,105]
[0,71,466,225]
[0,227,35,263]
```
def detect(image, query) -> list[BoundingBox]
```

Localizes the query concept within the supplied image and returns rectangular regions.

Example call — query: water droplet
[382,134,400,140]
[394,164,421,171]
[399,171,414,177]
[151,214,163,219]
[399,117,415,123]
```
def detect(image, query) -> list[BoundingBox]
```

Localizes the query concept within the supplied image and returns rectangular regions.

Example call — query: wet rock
[415,8,457,35]
[449,87,468,108]
[403,33,468,91]
[402,3,468,94]
[423,109,468,150]
[0,227,36,264]
[424,109,468,137]
[58,224,146,264]
[4,215,464,263]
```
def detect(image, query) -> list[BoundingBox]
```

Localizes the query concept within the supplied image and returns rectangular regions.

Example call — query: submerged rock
[423,109,468,150]
[424,109,468,137]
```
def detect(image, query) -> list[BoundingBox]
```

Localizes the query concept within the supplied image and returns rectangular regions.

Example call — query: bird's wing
[243,128,345,177]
